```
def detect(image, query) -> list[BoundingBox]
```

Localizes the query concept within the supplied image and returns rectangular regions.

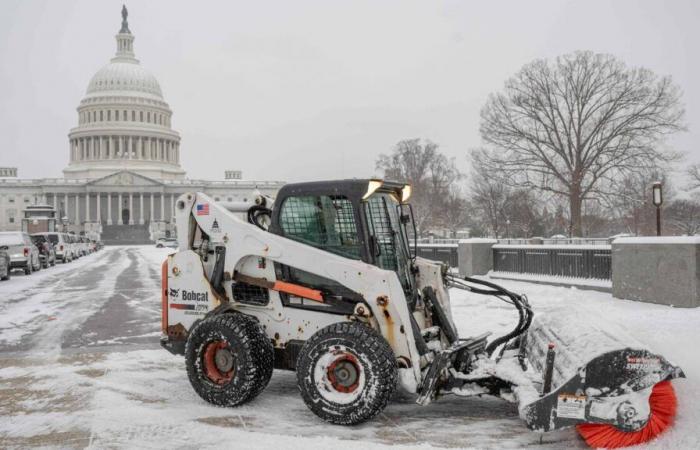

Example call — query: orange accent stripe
[272,281,324,303]
[161,259,168,333]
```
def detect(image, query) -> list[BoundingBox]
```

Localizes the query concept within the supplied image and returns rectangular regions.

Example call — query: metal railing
[492,245,612,280]
[414,243,459,267]
[414,240,613,280]
[497,238,611,246]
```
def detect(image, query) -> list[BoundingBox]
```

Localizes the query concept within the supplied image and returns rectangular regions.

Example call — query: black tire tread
[185,313,274,407]
[296,321,397,425]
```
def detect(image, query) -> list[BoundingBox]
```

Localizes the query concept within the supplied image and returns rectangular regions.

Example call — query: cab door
[271,194,365,314]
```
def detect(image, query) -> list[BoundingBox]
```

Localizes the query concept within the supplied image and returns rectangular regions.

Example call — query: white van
[36,232,74,263]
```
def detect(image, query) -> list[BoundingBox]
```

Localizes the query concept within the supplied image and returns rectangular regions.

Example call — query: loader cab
[269,179,416,299]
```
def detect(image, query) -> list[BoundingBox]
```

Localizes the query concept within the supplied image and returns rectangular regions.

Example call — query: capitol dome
[63,6,184,181]
[86,62,163,99]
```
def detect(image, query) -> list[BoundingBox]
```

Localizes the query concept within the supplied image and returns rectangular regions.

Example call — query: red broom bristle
[576,380,677,449]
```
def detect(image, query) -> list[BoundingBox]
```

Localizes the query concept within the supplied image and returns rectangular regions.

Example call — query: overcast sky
[1,0,698,183]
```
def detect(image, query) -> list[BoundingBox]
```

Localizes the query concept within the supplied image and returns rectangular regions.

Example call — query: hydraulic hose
[446,274,533,356]
[247,205,272,230]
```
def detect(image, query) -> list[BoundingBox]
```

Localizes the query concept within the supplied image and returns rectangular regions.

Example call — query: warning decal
[557,393,586,420]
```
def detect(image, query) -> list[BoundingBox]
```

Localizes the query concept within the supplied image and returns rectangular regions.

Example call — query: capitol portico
[0,6,283,243]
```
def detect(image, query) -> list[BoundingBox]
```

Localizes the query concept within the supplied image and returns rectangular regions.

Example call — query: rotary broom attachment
[446,276,684,449]
[576,380,677,448]
[516,307,684,448]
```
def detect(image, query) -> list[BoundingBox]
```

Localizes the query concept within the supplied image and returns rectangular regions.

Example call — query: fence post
[612,237,700,307]
[458,239,497,277]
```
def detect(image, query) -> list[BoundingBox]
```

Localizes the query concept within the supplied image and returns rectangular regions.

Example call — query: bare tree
[439,186,471,236]
[687,164,700,190]
[479,51,684,236]
[376,139,462,234]
[601,168,670,235]
[503,189,546,238]
[667,199,700,235]
[469,148,510,238]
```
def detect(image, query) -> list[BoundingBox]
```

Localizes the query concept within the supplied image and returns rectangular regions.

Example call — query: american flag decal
[196,203,210,216]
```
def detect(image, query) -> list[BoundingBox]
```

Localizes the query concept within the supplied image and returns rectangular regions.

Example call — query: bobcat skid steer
[160,180,684,448]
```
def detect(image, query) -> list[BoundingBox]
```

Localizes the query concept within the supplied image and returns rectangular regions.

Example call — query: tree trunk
[569,189,583,237]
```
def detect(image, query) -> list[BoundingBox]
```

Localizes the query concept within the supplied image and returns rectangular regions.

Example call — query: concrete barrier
[457,239,497,277]
[612,237,700,308]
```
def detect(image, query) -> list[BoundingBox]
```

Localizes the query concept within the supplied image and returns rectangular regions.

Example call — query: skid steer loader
[160,180,684,448]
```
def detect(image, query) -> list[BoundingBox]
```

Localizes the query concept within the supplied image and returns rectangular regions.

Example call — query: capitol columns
[86,192,90,222]
[64,193,69,221]
[96,193,101,223]
[160,192,165,221]
[118,193,123,225]
[74,194,80,225]
[129,193,134,224]
[107,194,112,225]
[139,192,144,225]
[150,192,154,222]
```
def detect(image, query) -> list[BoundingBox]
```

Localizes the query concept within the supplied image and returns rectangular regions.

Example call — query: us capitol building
[0,7,283,243]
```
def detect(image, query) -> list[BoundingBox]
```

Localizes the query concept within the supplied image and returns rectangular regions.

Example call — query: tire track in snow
[0,249,121,350]
[22,248,133,359]
[62,247,162,349]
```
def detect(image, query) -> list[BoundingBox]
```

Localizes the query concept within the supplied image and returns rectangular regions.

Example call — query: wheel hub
[327,354,361,393]
[214,347,234,372]
[203,340,235,385]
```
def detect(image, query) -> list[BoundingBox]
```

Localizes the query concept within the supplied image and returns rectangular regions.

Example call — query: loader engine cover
[164,251,221,342]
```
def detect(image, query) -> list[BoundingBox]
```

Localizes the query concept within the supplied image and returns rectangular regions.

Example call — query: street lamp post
[652,182,663,236]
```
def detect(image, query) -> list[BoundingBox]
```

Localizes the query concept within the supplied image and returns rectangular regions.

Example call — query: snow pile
[613,236,700,244]
[450,278,700,449]
[489,271,612,290]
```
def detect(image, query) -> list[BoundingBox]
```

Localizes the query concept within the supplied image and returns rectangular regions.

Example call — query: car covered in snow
[155,237,178,249]
[0,246,10,280]
[35,232,74,263]
[30,234,56,268]
[0,231,42,275]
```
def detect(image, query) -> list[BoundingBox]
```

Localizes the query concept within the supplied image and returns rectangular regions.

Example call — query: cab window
[279,195,361,259]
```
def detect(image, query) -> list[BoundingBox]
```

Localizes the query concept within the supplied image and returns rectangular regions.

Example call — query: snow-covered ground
[0,246,698,449]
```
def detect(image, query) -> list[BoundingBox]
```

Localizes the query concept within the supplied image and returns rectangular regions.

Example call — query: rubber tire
[1,269,9,281]
[185,313,274,407]
[296,321,398,425]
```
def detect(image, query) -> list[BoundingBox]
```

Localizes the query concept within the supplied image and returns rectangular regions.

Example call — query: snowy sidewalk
[0,247,698,449]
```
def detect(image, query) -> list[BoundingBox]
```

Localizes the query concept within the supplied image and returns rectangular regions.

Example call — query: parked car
[0,246,10,280]
[31,234,56,268]
[35,232,73,263]
[66,233,80,259]
[0,231,41,275]
[155,237,178,249]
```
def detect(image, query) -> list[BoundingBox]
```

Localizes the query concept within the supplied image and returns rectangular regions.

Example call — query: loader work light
[401,184,412,202]
[362,180,383,200]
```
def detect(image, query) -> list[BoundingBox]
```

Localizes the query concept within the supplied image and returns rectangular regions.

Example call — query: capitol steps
[101,224,153,245]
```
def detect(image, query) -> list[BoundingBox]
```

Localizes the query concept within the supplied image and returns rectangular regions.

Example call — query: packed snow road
[0,246,698,449]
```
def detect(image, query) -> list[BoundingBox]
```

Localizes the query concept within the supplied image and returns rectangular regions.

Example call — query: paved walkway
[0,246,585,449]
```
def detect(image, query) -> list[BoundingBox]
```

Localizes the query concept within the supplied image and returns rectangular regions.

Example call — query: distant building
[0,7,283,242]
